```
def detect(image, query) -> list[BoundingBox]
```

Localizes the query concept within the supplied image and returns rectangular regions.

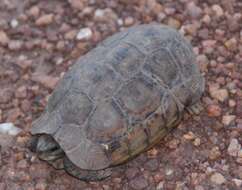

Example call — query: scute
[59,92,93,125]
[168,39,197,78]
[73,62,122,101]
[47,73,73,112]
[115,74,161,122]
[87,100,127,142]
[144,48,182,88]
[106,43,146,78]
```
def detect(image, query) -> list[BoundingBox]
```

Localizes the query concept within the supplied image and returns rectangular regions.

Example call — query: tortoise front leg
[63,157,112,181]
[186,101,203,115]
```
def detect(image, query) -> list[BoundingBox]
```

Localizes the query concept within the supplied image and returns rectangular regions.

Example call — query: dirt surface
[0,0,242,189]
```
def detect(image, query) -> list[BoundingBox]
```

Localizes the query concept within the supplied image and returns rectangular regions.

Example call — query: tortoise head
[29,134,65,162]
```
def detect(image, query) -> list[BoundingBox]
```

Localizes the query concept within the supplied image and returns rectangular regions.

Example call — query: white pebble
[0,123,22,136]
[94,9,105,19]
[76,27,92,40]
[10,19,19,28]
[233,179,242,187]
[117,19,123,26]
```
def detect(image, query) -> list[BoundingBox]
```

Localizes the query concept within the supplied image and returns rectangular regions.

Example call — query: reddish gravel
[0,0,242,190]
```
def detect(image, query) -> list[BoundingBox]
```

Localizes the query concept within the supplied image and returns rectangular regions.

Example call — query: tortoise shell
[31,24,204,170]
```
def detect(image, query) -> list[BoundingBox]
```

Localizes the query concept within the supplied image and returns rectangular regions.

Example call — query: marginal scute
[161,93,181,127]
[101,30,129,48]
[31,111,61,135]
[128,124,148,153]
[54,123,110,170]
[145,107,165,138]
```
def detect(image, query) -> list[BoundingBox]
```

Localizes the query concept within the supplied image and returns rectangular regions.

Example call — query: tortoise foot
[63,157,112,181]
[186,101,203,115]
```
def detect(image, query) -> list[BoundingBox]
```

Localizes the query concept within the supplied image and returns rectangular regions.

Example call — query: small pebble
[210,172,226,185]
[94,9,105,20]
[125,167,139,179]
[165,168,174,176]
[186,2,202,19]
[124,16,134,26]
[0,123,22,136]
[207,104,221,117]
[232,178,242,187]
[222,115,236,126]
[0,88,13,103]
[35,181,48,190]
[0,109,2,121]
[209,146,221,160]
[167,139,180,149]
[15,86,27,99]
[238,150,242,158]
[65,29,78,40]
[156,181,164,190]
[228,99,236,107]
[193,138,201,146]
[195,185,204,190]
[144,159,158,171]
[202,15,211,24]
[17,159,28,169]
[36,14,54,26]
[28,6,40,17]
[183,131,196,140]
[0,30,9,45]
[129,175,148,190]
[68,0,85,10]
[170,18,182,29]
[76,27,92,41]
[212,5,224,17]
[10,19,19,28]
[197,54,208,72]
[147,148,158,157]
[8,40,23,50]
[227,138,241,157]
[224,38,237,50]
[31,74,59,90]
[209,85,228,102]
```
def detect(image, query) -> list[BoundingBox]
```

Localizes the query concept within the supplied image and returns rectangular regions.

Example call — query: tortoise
[30,24,205,181]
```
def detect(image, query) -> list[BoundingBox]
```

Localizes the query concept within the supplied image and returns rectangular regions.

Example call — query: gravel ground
[0,0,242,189]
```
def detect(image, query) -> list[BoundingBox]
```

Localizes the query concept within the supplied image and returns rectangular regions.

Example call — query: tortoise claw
[186,101,203,115]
